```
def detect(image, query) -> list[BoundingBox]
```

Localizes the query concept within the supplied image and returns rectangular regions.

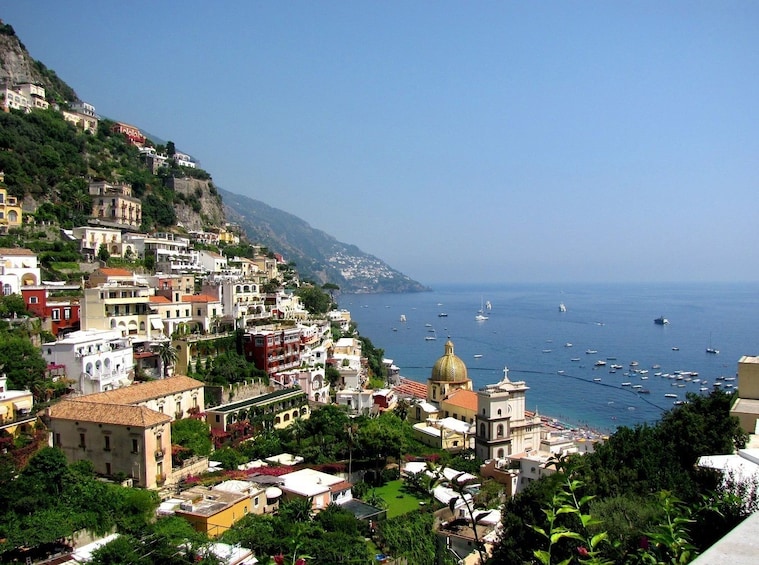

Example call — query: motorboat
[665,393,677,398]
[438,313,448,317]
[565,343,573,347]
[400,314,406,323]
[594,360,607,367]
[559,303,567,312]
[586,349,598,355]
[654,316,669,325]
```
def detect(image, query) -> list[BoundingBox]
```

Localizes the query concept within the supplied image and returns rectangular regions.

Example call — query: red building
[242,327,303,376]
[22,285,81,336]
[110,122,146,146]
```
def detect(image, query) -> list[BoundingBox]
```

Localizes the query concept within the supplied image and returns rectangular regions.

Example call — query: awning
[265,487,283,499]
[150,319,164,331]
[13,399,32,411]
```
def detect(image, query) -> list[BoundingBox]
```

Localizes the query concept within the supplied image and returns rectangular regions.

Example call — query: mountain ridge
[220,188,430,293]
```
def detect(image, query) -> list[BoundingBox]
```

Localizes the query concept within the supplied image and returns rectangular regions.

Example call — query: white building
[72,226,123,258]
[173,151,197,169]
[274,367,330,404]
[42,329,134,395]
[0,247,40,295]
[198,250,228,274]
[280,467,353,512]
[124,233,203,275]
[475,367,542,460]
[336,388,374,415]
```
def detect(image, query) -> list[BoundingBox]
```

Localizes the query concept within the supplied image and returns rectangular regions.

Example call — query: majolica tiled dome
[431,340,468,383]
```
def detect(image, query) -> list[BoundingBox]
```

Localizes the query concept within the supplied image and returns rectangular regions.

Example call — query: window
[79,433,86,448]
[51,309,60,321]
[64,308,71,320]
[29,296,38,304]
[254,496,260,508]
[104,436,111,451]
[497,424,504,438]
[106,462,111,475]
[132,438,139,453]
[55,433,61,446]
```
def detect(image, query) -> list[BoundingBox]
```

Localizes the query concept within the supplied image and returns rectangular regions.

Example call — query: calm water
[341,283,759,433]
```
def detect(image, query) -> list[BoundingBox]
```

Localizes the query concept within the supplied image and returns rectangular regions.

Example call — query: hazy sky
[3,2,758,284]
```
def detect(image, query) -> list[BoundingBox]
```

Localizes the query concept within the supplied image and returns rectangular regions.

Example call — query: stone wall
[205,379,271,407]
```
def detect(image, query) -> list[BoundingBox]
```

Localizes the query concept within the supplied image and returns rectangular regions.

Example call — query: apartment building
[0,247,39,295]
[0,182,22,233]
[88,181,142,229]
[0,374,34,437]
[41,329,133,395]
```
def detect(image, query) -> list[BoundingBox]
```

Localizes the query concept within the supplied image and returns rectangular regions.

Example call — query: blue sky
[3,2,758,284]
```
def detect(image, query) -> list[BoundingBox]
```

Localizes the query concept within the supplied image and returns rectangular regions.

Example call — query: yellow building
[730,356,759,434]
[441,388,478,425]
[174,485,251,538]
[0,375,34,437]
[0,180,23,233]
[45,399,172,489]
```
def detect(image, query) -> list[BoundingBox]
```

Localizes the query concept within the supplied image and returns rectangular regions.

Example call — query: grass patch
[371,480,426,518]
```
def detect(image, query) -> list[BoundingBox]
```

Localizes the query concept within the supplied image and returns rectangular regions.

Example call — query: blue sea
[340,283,759,433]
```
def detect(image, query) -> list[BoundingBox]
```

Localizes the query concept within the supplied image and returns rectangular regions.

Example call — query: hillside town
[2,53,759,565]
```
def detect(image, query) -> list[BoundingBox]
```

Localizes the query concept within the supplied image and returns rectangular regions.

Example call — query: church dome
[431,340,468,383]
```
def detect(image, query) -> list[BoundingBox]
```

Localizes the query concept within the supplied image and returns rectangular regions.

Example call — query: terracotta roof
[329,479,353,493]
[393,378,428,399]
[71,376,203,406]
[444,389,478,411]
[149,295,171,303]
[0,247,35,256]
[180,294,219,303]
[98,267,134,277]
[48,400,170,428]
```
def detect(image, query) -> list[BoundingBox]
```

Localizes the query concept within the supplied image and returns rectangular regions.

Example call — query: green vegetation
[220,501,372,565]
[0,107,212,232]
[490,390,755,564]
[371,480,425,518]
[294,283,334,315]
[0,448,158,562]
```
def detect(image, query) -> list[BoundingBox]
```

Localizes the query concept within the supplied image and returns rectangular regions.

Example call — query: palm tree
[156,341,178,378]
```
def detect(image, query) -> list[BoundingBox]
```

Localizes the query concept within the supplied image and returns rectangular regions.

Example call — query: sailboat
[475,296,489,321]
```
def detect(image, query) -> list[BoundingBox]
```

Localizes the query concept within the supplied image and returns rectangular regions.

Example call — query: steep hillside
[220,188,429,294]
[0,20,427,293]
[0,22,76,103]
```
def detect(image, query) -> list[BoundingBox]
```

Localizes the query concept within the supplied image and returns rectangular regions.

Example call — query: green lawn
[371,479,427,518]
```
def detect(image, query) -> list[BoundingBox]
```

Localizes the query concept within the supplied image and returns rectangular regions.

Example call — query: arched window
[284,413,290,422]
[480,423,486,438]
[497,448,505,458]
[497,424,504,438]
[497,408,502,416]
